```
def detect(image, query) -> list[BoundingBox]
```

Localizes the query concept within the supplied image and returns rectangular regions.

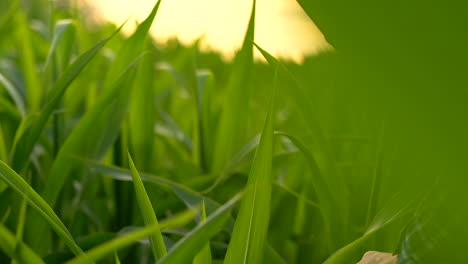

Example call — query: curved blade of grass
[41,54,142,205]
[224,65,275,264]
[129,50,156,172]
[102,0,161,92]
[324,181,429,264]
[15,8,41,111]
[0,96,21,120]
[66,206,199,264]
[275,131,345,250]
[0,160,85,257]
[197,69,215,170]
[77,158,221,218]
[43,19,74,75]
[128,152,167,260]
[0,73,26,117]
[0,123,7,162]
[204,134,261,193]
[212,0,256,173]
[26,54,143,253]
[66,223,163,264]
[193,201,212,264]
[10,20,126,173]
[157,193,242,264]
[0,223,44,264]
[256,44,349,251]
[273,182,319,209]
[263,244,286,264]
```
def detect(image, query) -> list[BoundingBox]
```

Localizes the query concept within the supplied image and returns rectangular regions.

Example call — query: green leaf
[26,53,142,253]
[10,20,126,173]
[0,73,26,117]
[128,50,157,172]
[0,223,44,264]
[0,160,85,257]
[256,44,349,251]
[65,206,199,264]
[102,0,161,91]
[65,223,163,264]
[224,59,275,264]
[15,8,41,111]
[127,152,167,260]
[157,193,242,264]
[212,0,256,173]
[0,123,7,163]
[77,158,226,222]
[324,181,428,264]
[43,19,76,84]
[193,201,212,264]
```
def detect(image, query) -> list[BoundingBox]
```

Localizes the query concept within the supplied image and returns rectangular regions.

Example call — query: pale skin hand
[357,251,398,264]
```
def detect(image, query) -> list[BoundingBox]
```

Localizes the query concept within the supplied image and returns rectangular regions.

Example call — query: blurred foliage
[0,0,467,263]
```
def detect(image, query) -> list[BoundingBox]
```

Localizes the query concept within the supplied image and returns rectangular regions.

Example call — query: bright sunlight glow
[82,0,329,62]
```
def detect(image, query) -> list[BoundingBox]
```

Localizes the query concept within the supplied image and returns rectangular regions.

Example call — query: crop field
[0,0,467,263]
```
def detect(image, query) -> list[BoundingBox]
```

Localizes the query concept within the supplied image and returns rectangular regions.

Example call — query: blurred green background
[1,0,468,263]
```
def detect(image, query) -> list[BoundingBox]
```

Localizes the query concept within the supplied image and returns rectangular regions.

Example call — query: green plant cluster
[1,0,468,263]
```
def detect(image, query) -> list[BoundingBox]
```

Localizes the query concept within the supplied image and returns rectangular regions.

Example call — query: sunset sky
[82,0,329,62]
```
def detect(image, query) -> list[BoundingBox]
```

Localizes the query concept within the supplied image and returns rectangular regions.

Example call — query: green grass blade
[41,54,142,206]
[43,19,75,76]
[365,125,385,227]
[0,224,45,264]
[263,244,286,264]
[224,65,276,264]
[10,21,126,173]
[128,50,156,172]
[212,0,256,173]
[0,73,26,117]
[15,9,41,111]
[65,223,163,264]
[0,123,7,162]
[157,193,242,264]
[65,207,198,264]
[197,70,215,170]
[0,96,21,120]
[127,152,167,260]
[256,44,349,251]
[78,158,226,220]
[193,201,212,264]
[102,0,161,91]
[26,54,142,253]
[324,181,428,264]
[0,160,85,257]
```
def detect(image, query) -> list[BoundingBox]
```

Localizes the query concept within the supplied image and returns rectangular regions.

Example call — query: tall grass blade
[0,160,85,257]
[212,0,256,173]
[127,152,167,260]
[102,0,161,91]
[64,206,199,264]
[0,73,26,117]
[324,181,428,264]
[66,223,164,264]
[26,55,142,253]
[79,159,224,219]
[43,19,75,76]
[15,9,41,111]
[193,201,212,264]
[224,64,276,264]
[10,21,126,173]
[256,44,349,251]
[0,124,7,162]
[0,224,44,264]
[157,193,242,264]
[129,50,156,172]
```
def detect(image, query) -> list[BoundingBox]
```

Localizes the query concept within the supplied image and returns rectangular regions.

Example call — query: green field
[1,0,468,263]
